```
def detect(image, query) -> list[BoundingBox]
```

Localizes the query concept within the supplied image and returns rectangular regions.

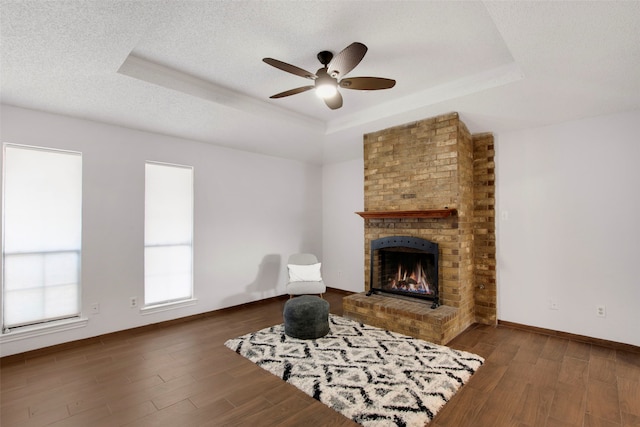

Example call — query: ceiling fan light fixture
[316,82,338,99]
[315,68,338,99]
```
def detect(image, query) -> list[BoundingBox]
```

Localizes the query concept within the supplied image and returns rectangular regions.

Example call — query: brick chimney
[343,112,496,344]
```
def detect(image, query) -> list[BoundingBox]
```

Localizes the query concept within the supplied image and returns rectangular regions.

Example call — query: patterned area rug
[224,315,484,426]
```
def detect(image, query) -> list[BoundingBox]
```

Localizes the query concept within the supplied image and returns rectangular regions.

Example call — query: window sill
[140,298,198,315]
[0,317,89,344]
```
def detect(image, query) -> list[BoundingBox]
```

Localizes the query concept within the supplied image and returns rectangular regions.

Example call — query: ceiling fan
[263,42,396,110]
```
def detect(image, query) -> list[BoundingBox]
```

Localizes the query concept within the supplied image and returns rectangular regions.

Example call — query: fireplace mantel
[355,209,457,219]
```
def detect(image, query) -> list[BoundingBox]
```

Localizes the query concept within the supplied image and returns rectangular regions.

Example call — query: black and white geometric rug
[224,315,484,427]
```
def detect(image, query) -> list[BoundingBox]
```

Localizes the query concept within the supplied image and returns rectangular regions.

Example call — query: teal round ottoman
[283,295,330,339]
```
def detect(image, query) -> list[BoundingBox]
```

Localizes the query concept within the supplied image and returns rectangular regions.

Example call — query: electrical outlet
[596,305,606,318]
[550,300,559,310]
[90,303,100,315]
[130,297,137,308]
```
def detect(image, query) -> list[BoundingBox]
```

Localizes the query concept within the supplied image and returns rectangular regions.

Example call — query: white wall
[496,110,640,346]
[0,105,323,356]
[322,159,365,293]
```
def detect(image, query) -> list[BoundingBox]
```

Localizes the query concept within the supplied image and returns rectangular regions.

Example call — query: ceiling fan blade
[269,85,315,98]
[327,42,367,78]
[340,77,396,90]
[263,58,317,80]
[323,91,343,110]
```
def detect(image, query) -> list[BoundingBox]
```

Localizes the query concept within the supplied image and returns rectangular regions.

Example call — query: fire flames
[385,260,433,295]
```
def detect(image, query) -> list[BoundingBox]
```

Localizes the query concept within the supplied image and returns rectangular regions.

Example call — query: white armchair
[286,253,327,298]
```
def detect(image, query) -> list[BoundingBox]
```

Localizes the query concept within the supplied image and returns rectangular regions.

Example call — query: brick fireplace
[343,112,497,344]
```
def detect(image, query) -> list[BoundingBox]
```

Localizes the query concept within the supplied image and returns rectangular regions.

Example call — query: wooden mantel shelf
[355,209,457,219]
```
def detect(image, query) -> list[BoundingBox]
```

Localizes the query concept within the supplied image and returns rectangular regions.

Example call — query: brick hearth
[343,293,459,344]
[343,112,496,345]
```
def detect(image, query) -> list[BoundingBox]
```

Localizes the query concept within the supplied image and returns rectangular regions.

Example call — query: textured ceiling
[1,1,639,164]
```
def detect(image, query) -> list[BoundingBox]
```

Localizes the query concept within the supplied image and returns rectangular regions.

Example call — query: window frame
[1,143,86,339]
[143,160,195,311]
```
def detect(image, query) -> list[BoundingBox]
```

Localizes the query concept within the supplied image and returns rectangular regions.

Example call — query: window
[2,144,82,332]
[144,162,193,306]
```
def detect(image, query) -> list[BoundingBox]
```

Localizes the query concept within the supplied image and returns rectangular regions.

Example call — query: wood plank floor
[1,289,639,427]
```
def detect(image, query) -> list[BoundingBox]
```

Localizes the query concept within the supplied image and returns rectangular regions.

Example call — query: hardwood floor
[1,289,639,427]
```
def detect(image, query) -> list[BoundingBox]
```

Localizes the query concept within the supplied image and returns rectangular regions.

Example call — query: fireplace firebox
[367,236,439,309]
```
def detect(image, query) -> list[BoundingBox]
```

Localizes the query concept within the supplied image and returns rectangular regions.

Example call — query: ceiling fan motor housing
[315,68,336,85]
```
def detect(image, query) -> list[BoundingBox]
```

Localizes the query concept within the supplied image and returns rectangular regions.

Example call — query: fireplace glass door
[369,236,439,307]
